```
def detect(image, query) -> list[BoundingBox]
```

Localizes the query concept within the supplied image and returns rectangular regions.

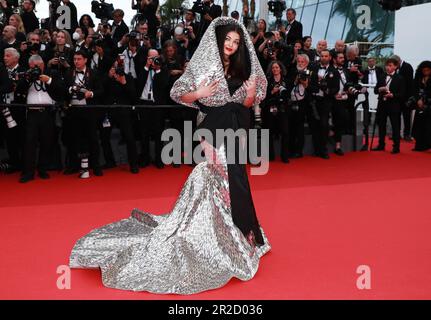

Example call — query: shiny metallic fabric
[170,16,267,126]
[69,17,271,295]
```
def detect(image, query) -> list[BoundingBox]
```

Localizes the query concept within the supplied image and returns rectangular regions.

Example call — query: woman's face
[166,46,175,58]
[258,20,266,31]
[272,63,281,76]
[223,31,240,57]
[9,16,18,28]
[423,67,431,77]
[304,38,312,48]
[82,16,90,26]
[56,32,66,45]
[294,42,302,52]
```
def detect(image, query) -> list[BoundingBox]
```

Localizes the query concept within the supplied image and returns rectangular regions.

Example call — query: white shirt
[5,64,19,103]
[140,66,161,102]
[368,68,377,85]
[122,49,137,79]
[27,79,54,105]
[70,68,89,105]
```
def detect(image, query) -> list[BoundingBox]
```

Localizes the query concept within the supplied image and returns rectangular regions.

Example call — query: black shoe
[102,162,117,169]
[130,166,139,174]
[334,148,344,156]
[320,153,330,160]
[391,148,400,154]
[19,174,34,183]
[139,160,150,168]
[403,136,413,142]
[93,168,104,176]
[281,157,290,164]
[172,163,181,168]
[371,145,385,151]
[360,144,369,152]
[63,167,79,175]
[38,171,50,179]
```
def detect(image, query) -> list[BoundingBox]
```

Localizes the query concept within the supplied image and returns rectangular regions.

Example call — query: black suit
[374,72,406,149]
[111,20,130,44]
[62,68,104,171]
[20,69,65,177]
[100,75,138,169]
[309,64,339,156]
[196,3,222,40]
[284,20,303,45]
[398,60,414,137]
[21,10,39,34]
[136,66,170,165]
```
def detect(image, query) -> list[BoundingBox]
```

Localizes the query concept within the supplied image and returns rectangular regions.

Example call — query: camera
[345,82,366,98]
[1,107,17,129]
[91,0,114,21]
[268,0,286,26]
[191,0,211,15]
[172,7,185,16]
[150,56,161,67]
[16,66,42,83]
[297,69,311,82]
[115,54,125,76]
[71,85,86,100]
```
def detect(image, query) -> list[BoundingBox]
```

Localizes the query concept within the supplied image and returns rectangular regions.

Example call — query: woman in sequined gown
[69,17,271,294]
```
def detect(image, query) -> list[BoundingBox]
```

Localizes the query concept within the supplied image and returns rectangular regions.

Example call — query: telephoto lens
[2,108,18,129]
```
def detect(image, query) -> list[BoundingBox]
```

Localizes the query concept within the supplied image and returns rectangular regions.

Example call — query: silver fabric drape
[69,17,271,295]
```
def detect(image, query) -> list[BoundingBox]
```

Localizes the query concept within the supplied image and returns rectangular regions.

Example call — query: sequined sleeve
[170,64,199,109]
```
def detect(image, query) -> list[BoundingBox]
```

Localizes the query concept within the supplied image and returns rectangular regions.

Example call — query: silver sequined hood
[170,16,267,110]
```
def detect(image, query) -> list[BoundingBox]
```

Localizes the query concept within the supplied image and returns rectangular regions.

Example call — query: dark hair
[258,19,267,32]
[231,11,240,19]
[287,8,296,16]
[215,24,251,82]
[74,50,88,59]
[414,60,431,81]
[385,58,399,67]
[79,14,95,29]
[332,51,344,61]
[266,60,287,78]
[302,36,312,43]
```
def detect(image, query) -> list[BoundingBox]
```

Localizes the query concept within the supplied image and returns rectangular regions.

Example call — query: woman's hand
[244,77,257,98]
[196,79,219,99]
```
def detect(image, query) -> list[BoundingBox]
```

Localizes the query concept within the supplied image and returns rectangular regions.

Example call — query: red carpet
[1,141,431,300]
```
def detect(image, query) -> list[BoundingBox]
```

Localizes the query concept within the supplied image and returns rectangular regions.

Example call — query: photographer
[136,48,169,169]
[372,58,406,154]
[331,51,352,156]
[279,8,303,46]
[392,55,414,141]
[18,54,65,183]
[63,50,104,178]
[131,0,159,39]
[0,54,16,173]
[309,49,339,159]
[21,0,39,34]
[194,0,222,41]
[100,61,139,174]
[302,36,316,63]
[258,31,284,72]
[251,19,267,50]
[411,61,431,152]
[183,10,198,59]
[286,54,312,159]
[261,60,290,163]
[19,32,51,69]
[111,9,130,43]
[344,44,363,134]
[90,39,115,75]
[47,30,74,78]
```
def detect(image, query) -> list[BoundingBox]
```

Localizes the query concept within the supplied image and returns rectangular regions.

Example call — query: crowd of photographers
[0,1,430,183]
